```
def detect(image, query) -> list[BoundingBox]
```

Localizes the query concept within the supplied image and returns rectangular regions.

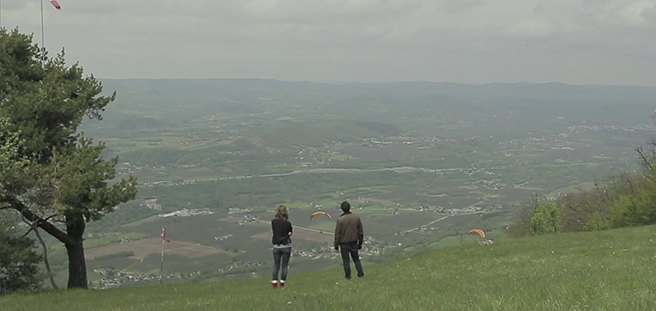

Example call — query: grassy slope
[4,225,656,311]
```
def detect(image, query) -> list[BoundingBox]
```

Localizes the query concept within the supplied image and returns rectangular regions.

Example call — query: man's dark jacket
[334,212,364,249]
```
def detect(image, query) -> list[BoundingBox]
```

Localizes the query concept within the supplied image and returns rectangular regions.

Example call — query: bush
[530,202,561,234]
[0,217,43,295]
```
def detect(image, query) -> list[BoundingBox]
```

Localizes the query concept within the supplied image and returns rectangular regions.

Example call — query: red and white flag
[50,0,61,10]
[161,227,170,243]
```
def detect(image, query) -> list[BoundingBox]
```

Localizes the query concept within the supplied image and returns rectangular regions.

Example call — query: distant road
[141,166,468,186]
[295,226,333,236]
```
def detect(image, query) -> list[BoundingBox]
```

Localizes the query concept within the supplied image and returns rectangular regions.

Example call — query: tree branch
[22,227,35,238]
[6,195,72,245]
[635,145,653,171]
[20,214,59,290]
[43,214,58,222]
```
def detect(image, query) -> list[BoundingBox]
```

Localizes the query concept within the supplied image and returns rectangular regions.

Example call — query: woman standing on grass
[271,205,293,288]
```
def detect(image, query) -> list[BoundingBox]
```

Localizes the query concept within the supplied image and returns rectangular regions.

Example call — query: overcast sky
[2,0,656,85]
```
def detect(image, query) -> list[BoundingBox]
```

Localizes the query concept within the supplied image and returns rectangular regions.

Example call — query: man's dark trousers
[339,242,364,278]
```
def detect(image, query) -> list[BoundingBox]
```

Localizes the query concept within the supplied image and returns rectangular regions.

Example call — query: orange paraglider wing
[310,211,332,221]
[468,229,485,239]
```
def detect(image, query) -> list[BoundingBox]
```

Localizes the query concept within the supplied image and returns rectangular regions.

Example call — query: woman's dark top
[271,218,293,246]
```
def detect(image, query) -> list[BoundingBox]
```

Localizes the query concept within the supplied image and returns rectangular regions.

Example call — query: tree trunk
[10,197,92,290]
[65,213,88,289]
[65,240,87,289]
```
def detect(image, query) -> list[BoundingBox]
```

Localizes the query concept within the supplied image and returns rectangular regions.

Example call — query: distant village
[158,208,214,218]
[90,270,194,290]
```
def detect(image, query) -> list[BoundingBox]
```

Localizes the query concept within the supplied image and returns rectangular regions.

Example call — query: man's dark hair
[340,201,351,213]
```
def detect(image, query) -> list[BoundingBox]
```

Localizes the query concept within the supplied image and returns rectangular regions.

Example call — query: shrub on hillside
[513,139,656,235]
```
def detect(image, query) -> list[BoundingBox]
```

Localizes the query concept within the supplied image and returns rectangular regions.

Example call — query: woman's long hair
[275,205,289,220]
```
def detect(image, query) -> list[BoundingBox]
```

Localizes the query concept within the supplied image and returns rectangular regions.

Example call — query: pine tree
[0,28,138,289]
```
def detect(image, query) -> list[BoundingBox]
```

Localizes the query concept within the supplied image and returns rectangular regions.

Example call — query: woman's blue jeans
[272,247,291,281]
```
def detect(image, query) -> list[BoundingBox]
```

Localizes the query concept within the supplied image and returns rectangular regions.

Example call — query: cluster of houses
[158,208,214,218]
[216,261,261,274]
[214,234,233,241]
[236,215,259,225]
[416,204,486,215]
[291,237,387,260]
[90,269,191,290]
[228,207,255,214]
[142,198,162,210]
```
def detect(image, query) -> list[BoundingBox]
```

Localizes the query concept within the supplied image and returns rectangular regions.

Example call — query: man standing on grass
[334,201,365,279]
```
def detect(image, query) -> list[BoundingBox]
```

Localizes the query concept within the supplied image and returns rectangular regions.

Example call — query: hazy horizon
[96,78,656,88]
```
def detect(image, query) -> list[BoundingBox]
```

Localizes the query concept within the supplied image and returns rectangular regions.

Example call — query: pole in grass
[160,227,170,284]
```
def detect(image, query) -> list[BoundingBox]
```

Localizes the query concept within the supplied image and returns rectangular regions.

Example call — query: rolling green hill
[4,225,655,311]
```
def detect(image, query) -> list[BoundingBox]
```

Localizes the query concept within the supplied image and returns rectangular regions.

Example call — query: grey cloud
[2,0,656,85]
[441,0,485,14]
[641,4,656,22]
[581,0,612,9]
[574,0,656,29]
[46,0,430,43]
[2,0,30,10]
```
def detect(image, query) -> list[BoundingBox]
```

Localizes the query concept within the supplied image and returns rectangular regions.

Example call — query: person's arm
[357,219,364,249]
[288,221,293,236]
[334,220,342,250]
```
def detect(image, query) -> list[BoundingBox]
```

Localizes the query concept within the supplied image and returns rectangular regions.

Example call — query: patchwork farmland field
[251,226,333,244]
[85,237,225,260]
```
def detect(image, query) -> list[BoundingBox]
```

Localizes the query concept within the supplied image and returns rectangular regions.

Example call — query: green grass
[122,216,159,227]
[4,225,656,310]
[83,239,112,249]
[116,232,151,241]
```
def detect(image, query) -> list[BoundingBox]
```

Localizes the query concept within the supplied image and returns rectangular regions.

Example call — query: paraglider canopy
[310,211,332,221]
[468,228,485,239]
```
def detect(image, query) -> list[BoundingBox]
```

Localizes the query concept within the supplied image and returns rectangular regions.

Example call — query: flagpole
[40,0,45,49]
[160,227,165,284]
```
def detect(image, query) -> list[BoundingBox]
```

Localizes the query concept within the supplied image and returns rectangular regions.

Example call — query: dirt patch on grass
[247,136,266,148]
